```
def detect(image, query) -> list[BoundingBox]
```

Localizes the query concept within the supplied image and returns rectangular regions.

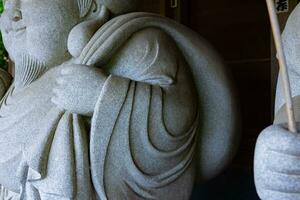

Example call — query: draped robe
[0,13,237,200]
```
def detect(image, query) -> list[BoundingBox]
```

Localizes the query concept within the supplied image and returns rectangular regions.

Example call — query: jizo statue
[255,4,300,200]
[0,0,238,199]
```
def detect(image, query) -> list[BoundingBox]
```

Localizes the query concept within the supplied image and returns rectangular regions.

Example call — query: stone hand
[254,124,300,200]
[52,64,107,116]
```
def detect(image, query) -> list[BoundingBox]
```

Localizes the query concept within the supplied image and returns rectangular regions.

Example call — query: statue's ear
[68,0,109,58]
[80,0,103,20]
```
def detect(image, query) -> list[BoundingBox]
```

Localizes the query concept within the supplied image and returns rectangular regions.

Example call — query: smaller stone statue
[255,3,300,200]
[0,0,239,199]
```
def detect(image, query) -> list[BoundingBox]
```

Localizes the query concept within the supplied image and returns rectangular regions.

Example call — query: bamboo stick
[266,0,297,133]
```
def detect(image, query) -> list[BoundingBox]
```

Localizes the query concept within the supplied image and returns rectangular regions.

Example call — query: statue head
[0,0,138,68]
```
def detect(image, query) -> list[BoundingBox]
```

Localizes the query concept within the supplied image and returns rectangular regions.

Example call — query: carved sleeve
[90,28,198,199]
[87,14,238,195]
[104,27,198,134]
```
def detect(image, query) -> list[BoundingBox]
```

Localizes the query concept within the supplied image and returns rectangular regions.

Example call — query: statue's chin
[7,49,22,63]
[4,36,27,61]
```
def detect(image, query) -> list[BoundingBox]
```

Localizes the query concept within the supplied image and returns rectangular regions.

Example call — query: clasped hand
[255,124,300,200]
[51,64,107,116]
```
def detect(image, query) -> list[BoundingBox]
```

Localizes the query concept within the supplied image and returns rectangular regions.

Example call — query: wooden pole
[266,0,297,133]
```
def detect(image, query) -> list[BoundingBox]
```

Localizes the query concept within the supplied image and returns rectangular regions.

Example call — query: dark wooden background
[186,1,270,199]
[139,0,273,199]
[185,0,271,170]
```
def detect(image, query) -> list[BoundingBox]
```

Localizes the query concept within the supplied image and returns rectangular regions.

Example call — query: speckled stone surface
[275,4,300,113]
[0,0,238,199]
[254,3,300,200]
[255,124,300,200]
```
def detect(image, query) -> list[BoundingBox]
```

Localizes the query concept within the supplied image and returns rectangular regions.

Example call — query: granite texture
[254,125,300,200]
[0,0,238,199]
[254,3,300,200]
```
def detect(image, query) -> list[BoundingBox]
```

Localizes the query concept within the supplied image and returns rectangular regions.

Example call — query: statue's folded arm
[90,28,199,199]
[103,27,198,134]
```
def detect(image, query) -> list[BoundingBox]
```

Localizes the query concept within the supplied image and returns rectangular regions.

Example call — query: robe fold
[0,12,237,200]
[90,75,198,200]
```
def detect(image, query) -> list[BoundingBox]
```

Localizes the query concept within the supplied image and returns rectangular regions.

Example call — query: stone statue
[254,4,300,200]
[0,0,238,199]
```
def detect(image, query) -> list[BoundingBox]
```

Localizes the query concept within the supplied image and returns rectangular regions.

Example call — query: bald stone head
[0,0,138,67]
